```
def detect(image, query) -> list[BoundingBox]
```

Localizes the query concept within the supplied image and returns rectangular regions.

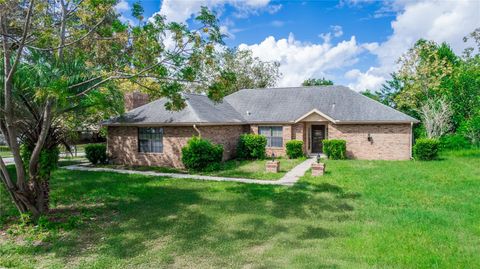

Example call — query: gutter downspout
[193,124,201,137]
[410,122,413,159]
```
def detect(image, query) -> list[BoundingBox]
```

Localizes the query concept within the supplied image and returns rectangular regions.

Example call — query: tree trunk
[10,176,50,219]
[33,177,50,214]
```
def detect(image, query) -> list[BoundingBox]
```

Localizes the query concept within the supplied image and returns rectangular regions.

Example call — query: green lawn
[0,151,12,158]
[1,150,479,268]
[200,157,306,180]
[98,157,306,180]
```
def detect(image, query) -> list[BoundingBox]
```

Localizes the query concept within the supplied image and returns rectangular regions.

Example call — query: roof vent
[246,111,251,115]
[332,102,336,109]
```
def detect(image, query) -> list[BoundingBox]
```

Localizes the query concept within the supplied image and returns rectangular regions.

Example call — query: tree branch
[29,99,53,177]
[6,0,35,82]
[27,16,107,52]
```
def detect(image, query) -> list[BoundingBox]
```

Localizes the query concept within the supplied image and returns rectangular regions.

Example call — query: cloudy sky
[116,0,480,91]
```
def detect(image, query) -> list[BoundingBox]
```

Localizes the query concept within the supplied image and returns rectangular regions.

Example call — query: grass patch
[97,164,187,174]
[0,150,479,268]
[199,157,306,180]
[95,157,306,180]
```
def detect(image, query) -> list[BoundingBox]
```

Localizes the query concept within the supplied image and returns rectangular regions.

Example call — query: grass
[97,164,187,174]
[199,157,306,180]
[0,150,479,268]
[0,151,12,158]
[97,157,307,180]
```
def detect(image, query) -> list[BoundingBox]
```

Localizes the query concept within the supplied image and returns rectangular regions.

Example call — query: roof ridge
[183,92,207,97]
[233,85,343,92]
[182,93,203,122]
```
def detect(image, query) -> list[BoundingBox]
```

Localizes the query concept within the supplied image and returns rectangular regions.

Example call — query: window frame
[138,127,164,153]
[258,125,284,148]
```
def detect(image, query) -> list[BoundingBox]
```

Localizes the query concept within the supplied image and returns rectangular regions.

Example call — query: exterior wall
[107,122,412,168]
[292,122,306,152]
[327,123,412,160]
[107,125,246,168]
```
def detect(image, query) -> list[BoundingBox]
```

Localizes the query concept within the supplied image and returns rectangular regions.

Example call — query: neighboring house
[103,86,419,168]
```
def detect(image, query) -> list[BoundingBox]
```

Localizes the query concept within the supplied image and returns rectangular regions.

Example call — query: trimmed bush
[181,136,223,171]
[322,139,347,160]
[286,140,304,159]
[85,144,108,165]
[237,134,267,159]
[439,134,470,151]
[413,138,439,160]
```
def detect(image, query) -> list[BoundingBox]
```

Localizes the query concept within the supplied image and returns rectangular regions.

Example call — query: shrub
[20,144,60,179]
[286,140,304,159]
[85,144,108,165]
[322,139,347,160]
[439,134,471,151]
[413,138,439,160]
[237,134,267,159]
[181,136,223,171]
[458,114,480,146]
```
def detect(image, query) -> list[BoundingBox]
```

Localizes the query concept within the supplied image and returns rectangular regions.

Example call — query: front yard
[97,157,307,180]
[1,150,479,268]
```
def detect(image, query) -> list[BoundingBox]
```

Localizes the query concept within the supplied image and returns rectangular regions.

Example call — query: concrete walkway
[279,157,316,185]
[2,152,85,165]
[63,157,315,186]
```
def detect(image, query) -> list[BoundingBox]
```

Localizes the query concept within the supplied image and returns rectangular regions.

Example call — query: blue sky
[116,0,479,91]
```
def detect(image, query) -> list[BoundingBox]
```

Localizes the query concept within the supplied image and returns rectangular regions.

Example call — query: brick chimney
[124,91,149,111]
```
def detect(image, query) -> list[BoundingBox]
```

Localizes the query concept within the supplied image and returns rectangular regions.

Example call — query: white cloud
[158,0,275,22]
[331,25,343,37]
[348,0,479,91]
[239,33,376,87]
[346,67,385,91]
[319,25,345,43]
[114,0,129,12]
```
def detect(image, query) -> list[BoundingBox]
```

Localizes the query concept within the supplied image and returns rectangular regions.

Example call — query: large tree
[0,0,231,218]
[220,48,280,93]
[395,40,455,113]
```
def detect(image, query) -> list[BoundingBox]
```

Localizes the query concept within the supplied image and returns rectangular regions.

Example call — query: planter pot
[311,162,325,176]
[266,160,280,173]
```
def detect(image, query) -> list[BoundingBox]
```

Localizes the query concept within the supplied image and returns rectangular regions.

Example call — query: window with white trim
[259,126,283,147]
[138,127,163,153]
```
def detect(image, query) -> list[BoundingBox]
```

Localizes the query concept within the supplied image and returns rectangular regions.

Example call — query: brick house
[104,86,419,168]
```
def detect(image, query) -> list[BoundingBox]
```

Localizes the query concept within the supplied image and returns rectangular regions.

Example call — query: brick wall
[292,122,306,152]
[107,125,246,168]
[327,123,412,160]
[107,123,412,168]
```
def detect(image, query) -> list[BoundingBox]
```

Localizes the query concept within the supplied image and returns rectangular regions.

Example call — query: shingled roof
[104,86,419,125]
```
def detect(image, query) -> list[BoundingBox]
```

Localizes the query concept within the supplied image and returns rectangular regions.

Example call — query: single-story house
[103,86,419,168]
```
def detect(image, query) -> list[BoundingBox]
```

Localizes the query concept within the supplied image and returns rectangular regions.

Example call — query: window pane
[258,126,283,147]
[258,127,270,136]
[271,137,283,147]
[139,139,150,152]
[271,126,283,137]
[138,127,163,153]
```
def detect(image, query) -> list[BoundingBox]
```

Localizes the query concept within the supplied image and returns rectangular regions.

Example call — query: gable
[294,109,334,123]
[299,112,330,122]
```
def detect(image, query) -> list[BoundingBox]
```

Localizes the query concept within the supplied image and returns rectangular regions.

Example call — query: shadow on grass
[1,168,359,266]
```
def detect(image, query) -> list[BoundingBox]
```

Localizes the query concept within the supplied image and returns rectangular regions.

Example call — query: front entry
[311,125,326,153]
